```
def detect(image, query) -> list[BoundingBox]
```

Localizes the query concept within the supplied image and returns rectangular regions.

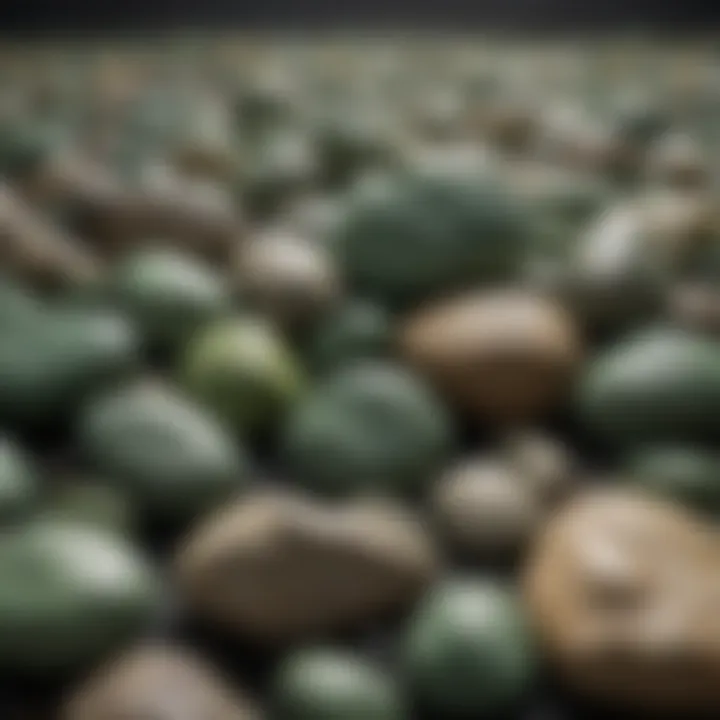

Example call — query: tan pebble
[400,290,582,424]
[175,490,438,644]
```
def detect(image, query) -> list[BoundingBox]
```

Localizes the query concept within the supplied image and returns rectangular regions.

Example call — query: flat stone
[175,491,438,644]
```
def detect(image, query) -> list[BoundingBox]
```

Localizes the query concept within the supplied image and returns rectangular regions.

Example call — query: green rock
[241,130,317,220]
[180,317,304,434]
[311,107,398,190]
[403,579,535,717]
[78,381,248,525]
[0,275,40,328]
[107,247,232,353]
[564,206,668,334]
[42,481,136,537]
[0,439,38,523]
[282,361,452,498]
[580,327,720,448]
[626,446,720,516]
[0,520,161,673]
[272,648,407,720]
[0,120,57,180]
[0,307,139,427]
[307,300,392,374]
[335,169,530,309]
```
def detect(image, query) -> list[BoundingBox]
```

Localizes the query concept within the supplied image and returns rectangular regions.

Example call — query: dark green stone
[403,579,535,717]
[282,361,453,498]
[78,381,248,524]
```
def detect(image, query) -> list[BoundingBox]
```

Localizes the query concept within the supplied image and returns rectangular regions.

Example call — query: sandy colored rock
[503,431,576,505]
[534,105,619,174]
[433,458,541,561]
[524,488,720,713]
[176,491,438,643]
[80,174,240,265]
[567,192,718,332]
[0,184,99,289]
[235,230,341,334]
[669,282,720,336]
[646,132,710,188]
[399,290,581,424]
[23,154,240,264]
[63,644,259,720]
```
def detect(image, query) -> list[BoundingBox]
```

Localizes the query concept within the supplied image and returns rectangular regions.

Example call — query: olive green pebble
[403,579,535,717]
[0,519,161,673]
[626,446,720,517]
[0,439,38,523]
[334,169,530,309]
[282,361,453,498]
[180,316,304,434]
[77,381,248,525]
[107,247,232,353]
[272,648,407,720]
[306,299,392,374]
[579,326,720,448]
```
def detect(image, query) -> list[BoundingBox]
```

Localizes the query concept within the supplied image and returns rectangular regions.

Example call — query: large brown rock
[399,290,581,424]
[175,491,438,643]
[524,488,720,713]
[63,644,259,720]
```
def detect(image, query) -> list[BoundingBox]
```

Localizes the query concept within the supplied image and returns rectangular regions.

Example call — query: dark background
[0,0,719,34]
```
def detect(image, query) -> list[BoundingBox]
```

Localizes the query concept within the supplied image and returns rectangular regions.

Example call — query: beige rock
[524,489,720,712]
[235,230,341,334]
[63,644,259,720]
[399,290,582,424]
[20,154,240,265]
[175,491,438,643]
[0,184,99,289]
[568,192,718,331]
[646,132,710,189]
[669,282,720,336]
[503,431,576,505]
[433,458,541,560]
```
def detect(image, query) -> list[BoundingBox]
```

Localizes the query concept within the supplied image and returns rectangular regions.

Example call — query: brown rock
[534,105,618,175]
[433,458,541,561]
[63,644,259,720]
[0,184,99,290]
[524,489,720,713]
[646,132,710,189]
[82,175,240,265]
[669,282,720,337]
[175,491,438,644]
[399,290,582,424]
[503,431,576,505]
[21,155,240,265]
[235,231,341,334]
[482,98,538,154]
